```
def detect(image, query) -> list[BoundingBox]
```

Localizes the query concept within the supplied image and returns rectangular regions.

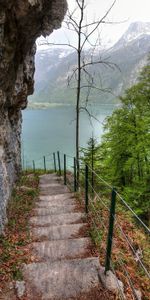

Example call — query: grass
[0,171,39,287]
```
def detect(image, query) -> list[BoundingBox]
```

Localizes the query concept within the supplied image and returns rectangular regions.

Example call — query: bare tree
[42,0,117,186]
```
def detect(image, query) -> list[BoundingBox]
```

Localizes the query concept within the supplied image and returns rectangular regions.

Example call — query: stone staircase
[22,174,106,299]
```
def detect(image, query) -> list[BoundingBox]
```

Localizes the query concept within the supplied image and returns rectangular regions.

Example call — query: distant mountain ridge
[29,21,150,107]
[113,21,150,49]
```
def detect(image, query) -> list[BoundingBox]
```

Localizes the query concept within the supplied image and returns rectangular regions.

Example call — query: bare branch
[81,0,117,50]
[82,67,94,86]
[67,57,120,86]
[67,9,79,30]
[79,85,112,94]
[76,0,82,10]
[79,0,85,30]
[67,67,78,86]
[79,106,102,124]
[80,29,101,48]
[81,19,128,29]
[81,59,119,71]
[41,41,78,52]
[65,20,79,34]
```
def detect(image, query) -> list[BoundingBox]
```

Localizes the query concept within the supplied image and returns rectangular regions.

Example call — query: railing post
[33,160,35,172]
[64,154,67,185]
[91,138,94,197]
[53,152,57,172]
[85,164,89,213]
[91,170,94,197]
[105,188,117,274]
[57,151,61,176]
[74,157,77,192]
[43,156,46,172]
[76,160,79,191]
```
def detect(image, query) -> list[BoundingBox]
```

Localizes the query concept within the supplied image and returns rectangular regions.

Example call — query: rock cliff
[0,0,67,233]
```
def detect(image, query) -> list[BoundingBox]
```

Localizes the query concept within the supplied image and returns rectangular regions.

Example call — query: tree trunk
[76,48,81,188]
[76,1,84,189]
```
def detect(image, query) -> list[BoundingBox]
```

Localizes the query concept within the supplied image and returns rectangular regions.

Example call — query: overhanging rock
[0,0,67,234]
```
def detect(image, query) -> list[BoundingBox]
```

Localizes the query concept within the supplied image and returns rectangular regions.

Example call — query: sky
[37,0,150,49]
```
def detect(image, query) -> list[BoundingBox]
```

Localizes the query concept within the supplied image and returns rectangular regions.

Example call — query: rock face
[0,0,67,234]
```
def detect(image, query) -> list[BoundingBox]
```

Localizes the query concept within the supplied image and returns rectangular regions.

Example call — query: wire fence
[24,150,150,299]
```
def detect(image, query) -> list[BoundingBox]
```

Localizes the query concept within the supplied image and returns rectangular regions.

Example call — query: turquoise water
[22,105,114,169]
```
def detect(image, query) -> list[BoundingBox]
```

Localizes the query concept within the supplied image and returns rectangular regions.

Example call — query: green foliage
[81,56,150,224]
[80,137,99,168]
[90,225,103,247]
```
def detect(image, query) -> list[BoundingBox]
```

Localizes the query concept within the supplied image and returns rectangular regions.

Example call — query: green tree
[82,56,150,224]
[80,136,98,167]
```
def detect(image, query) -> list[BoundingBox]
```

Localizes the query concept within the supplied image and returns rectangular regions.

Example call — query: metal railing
[24,150,150,299]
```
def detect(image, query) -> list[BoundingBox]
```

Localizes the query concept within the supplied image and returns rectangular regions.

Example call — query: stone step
[33,205,76,216]
[36,198,76,208]
[40,186,69,196]
[23,174,103,299]
[31,223,88,241]
[30,212,85,227]
[39,180,59,185]
[32,238,92,261]
[39,177,59,185]
[39,183,63,188]
[39,174,58,180]
[38,193,75,202]
[23,257,100,300]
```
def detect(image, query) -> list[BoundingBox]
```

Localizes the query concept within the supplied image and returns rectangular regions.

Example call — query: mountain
[114,22,150,49]
[29,22,150,107]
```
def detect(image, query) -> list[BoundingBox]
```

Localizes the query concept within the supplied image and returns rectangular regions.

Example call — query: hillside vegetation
[81,56,150,225]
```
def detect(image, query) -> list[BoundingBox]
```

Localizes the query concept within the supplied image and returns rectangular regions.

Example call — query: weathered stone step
[32,238,92,261]
[33,205,76,216]
[23,257,100,300]
[31,223,88,241]
[40,183,69,195]
[36,198,76,208]
[39,181,62,189]
[39,174,58,181]
[30,212,85,227]
[38,193,75,202]
[37,194,75,207]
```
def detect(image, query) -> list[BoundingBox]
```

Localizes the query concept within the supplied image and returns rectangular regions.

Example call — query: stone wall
[0,0,67,234]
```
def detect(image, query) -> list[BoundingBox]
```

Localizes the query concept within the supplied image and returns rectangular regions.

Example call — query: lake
[22,104,114,169]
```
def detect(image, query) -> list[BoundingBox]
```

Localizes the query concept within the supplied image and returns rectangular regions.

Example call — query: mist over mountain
[29,21,150,107]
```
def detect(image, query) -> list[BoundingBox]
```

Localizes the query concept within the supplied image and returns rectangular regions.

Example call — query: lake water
[22,104,114,169]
